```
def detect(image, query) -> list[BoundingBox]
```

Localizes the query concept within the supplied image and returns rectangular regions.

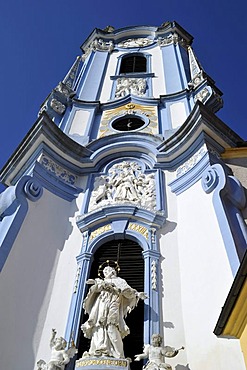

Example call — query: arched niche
[77,238,144,370]
[65,221,162,367]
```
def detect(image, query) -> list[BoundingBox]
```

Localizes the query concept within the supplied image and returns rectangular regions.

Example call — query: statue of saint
[134,334,184,370]
[37,329,77,370]
[81,265,147,358]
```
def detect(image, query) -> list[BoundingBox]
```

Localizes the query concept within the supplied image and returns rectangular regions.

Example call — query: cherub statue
[37,329,78,370]
[134,334,184,370]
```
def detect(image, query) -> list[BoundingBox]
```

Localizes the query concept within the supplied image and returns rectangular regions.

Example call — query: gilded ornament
[128,223,149,240]
[98,104,158,138]
[89,224,112,242]
[76,359,128,367]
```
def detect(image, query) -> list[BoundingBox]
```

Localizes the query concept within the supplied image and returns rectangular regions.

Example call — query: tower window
[120,55,147,74]
[111,116,146,132]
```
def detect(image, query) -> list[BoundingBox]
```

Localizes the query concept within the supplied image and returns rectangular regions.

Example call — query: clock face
[111,116,145,132]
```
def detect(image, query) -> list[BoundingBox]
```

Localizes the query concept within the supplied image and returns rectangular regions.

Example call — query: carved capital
[158,32,184,47]
[82,38,114,60]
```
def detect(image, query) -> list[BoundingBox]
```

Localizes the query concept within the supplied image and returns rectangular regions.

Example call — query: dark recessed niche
[111,116,145,132]
[119,55,147,74]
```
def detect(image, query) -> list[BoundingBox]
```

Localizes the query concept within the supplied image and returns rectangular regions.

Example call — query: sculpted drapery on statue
[88,161,156,212]
[81,265,147,358]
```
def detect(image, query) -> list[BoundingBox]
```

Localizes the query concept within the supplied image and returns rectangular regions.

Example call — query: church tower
[0,22,247,370]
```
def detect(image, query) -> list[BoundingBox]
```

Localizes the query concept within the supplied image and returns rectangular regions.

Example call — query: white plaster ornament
[37,329,77,370]
[88,161,156,212]
[135,334,184,370]
[115,78,147,98]
[81,265,147,358]
[118,38,153,48]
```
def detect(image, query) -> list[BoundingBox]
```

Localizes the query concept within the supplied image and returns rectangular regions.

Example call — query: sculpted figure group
[89,161,156,212]
[115,78,147,98]
[37,264,183,370]
[80,264,183,369]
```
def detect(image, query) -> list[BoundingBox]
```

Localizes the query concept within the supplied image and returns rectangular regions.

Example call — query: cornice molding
[221,147,247,159]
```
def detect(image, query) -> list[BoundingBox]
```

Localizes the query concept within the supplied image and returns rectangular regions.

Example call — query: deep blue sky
[0,0,246,175]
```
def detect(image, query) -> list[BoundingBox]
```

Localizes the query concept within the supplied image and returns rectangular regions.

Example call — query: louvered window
[120,55,147,74]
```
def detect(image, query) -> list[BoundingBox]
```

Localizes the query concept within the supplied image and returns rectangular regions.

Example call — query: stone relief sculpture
[37,329,77,370]
[82,38,114,61]
[157,33,183,47]
[50,99,66,115]
[88,161,156,212]
[135,334,184,370]
[194,87,211,103]
[91,38,114,52]
[81,265,147,358]
[115,78,147,98]
[118,38,153,48]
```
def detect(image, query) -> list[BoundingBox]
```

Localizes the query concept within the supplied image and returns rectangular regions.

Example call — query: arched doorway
[77,239,144,370]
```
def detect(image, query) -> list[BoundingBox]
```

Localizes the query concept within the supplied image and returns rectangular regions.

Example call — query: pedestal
[75,357,130,370]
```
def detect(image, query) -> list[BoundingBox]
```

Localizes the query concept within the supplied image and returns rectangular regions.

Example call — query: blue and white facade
[0,22,247,370]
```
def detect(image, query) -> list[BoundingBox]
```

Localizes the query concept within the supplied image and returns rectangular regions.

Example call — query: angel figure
[135,334,184,370]
[37,329,77,370]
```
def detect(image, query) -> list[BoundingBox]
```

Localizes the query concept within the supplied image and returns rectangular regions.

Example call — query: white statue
[135,334,184,370]
[37,329,77,370]
[112,170,139,202]
[81,265,147,358]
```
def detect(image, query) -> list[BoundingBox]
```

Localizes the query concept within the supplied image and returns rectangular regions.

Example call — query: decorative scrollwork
[24,179,43,201]
[151,260,157,290]
[176,145,207,178]
[128,223,149,239]
[39,155,77,185]
[89,224,112,242]
[82,39,114,61]
[157,32,184,47]
[73,266,81,293]
[201,167,219,194]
